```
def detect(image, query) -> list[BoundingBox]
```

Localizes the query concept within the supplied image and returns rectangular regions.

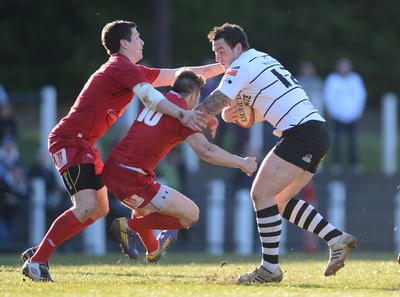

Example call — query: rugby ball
[232,97,255,128]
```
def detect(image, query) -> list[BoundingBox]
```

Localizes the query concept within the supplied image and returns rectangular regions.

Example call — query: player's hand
[180,109,208,131]
[241,156,257,176]
[207,115,219,139]
[221,103,240,123]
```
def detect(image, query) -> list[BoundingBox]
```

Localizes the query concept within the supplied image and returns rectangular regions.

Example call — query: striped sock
[283,198,342,245]
[256,205,282,272]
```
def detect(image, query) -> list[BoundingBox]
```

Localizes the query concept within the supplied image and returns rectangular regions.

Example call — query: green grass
[1,252,399,297]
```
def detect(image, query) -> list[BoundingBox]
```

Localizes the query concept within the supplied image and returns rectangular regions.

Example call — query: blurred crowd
[0,84,68,251]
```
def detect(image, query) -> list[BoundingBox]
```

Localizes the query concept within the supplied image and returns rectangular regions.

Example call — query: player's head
[101,20,144,62]
[208,23,250,70]
[336,57,353,76]
[171,69,206,109]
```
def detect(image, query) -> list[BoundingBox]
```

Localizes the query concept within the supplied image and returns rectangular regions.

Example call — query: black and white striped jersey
[217,49,325,136]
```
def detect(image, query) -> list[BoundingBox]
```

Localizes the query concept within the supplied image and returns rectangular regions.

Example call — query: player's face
[212,38,240,70]
[125,28,145,63]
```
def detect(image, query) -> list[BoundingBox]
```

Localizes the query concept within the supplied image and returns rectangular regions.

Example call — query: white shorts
[144,184,173,211]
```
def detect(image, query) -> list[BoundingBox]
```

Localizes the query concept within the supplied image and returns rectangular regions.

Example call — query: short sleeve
[216,65,251,99]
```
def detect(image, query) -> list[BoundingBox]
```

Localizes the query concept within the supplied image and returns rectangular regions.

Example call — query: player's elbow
[195,144,214,162]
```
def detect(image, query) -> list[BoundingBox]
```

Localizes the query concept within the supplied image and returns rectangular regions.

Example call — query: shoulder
[164,91,188,110]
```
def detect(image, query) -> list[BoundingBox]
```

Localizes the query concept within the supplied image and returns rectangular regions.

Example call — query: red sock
[127,213,183,254]
[73,217,94,235]
[30,209,90,263]
[136,229,159,254]
[33,218,93,252]
[126,212,184,232]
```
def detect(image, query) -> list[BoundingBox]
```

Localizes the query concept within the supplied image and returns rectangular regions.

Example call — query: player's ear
[120,39,128,49]
[234,43,243,55]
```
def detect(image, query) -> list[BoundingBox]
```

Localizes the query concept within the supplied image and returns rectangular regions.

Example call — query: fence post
[39,86,57,155]
[381,92,397,176]
[29,178,46,246]
[83,217,106,255]
[327,180,346,231]
[233,188,254,255]
[206,179,225,255]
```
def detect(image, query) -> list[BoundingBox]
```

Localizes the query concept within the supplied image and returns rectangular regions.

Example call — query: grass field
[0,252,399,297]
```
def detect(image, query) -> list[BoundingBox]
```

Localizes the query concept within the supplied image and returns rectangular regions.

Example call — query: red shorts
[48,134,104,175]
[102,157,161,209]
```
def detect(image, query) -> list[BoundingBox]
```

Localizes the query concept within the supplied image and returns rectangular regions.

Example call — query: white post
[381,92,397,176]
[394,191,400,251]
[327,180,346,231]
[206,179,225,255]
[249,121,264,153]
[233,189,254,255]
[40,86,57,155]
[82,217,106,255]
[182,142,199,173]
[122,95,140,128]
[29,178,46,246]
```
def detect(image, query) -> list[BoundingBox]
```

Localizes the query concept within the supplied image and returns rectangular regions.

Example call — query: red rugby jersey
[51,53,160,144]
[109,90,200,175]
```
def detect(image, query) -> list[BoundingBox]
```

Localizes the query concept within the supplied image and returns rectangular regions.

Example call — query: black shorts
[61,163,104,196]
[273,121,331,173]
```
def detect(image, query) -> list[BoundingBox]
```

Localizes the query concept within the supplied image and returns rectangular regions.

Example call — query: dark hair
[207,23,250,50]
[101,20,137,55]
[171,69,206,97]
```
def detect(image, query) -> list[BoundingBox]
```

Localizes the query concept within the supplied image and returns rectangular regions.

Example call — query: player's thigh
[89,186,109,220]
[157,188,199,222]
[252,151,305,200]
[96,186,109,209]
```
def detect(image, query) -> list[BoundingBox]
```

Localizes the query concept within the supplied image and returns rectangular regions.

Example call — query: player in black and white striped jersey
[196,23,357,284]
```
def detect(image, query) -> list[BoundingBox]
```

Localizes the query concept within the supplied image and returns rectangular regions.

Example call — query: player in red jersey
[102,69,257,263]
[21,20,224,282]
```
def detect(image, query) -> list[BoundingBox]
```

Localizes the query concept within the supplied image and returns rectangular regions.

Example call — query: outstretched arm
[186,133,257,176]
[133,82,207,131]
[153,63,224,87]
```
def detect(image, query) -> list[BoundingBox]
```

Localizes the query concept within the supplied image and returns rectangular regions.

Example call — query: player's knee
[250,187,262,204]
[97,203,109,218]
[182,205,199,228]
[191,205,200,225]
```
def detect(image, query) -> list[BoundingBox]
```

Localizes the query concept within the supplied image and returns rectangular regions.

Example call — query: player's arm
[133,83,207,131]
[194,90,231,137]
[152,63,224,87]
[186,132,257,176]
[195,90,231,116]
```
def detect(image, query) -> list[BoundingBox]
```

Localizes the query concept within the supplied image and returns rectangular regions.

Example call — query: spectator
[324,57,367,175]
[0,134,20,169]
[0,103,18,141]
[0,84,9,106]
[0,163,29,251]
[297,61,324,117]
